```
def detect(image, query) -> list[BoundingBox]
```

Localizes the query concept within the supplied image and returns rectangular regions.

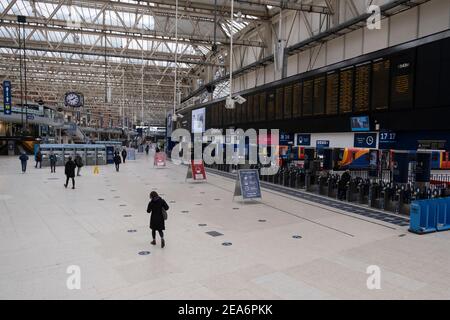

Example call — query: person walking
[75,154,84,176]
[49,151,57,173]
[35,150,42,169]
[19,152,29,173]
[121,148,127,164]
[113,152,122,172]
[64,156,77,189]
[146,191,169,248]
[338,169,351,200]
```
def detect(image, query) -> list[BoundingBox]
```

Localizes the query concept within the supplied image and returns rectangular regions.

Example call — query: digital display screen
[326,72,339,115]
[372,59,390,110]
[339,68,354,113]
[192,107,205,133]
[354,63,371,112]
[351,116,370,132]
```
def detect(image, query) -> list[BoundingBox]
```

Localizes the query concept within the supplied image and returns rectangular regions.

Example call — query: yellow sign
[93,166,100,175]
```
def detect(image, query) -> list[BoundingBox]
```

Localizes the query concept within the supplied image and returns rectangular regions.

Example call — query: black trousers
[152,229,164,239]
[115,163,120,171]
[21,161,27,172]
[122,156,126,163]
[65,176,75,188]
[50,163,56,173]
[35,161,42,168]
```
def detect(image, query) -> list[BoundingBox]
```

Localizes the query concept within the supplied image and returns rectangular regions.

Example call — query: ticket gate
[86,147,97,165]
[97,147,107,165]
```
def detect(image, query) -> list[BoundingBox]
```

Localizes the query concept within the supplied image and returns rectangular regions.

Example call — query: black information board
[302,79,313,116]
[284,85,293,119]
[390,51,415,109]
[247,94,254,122]
[275,87,284,120]
[339,67,354,113]
[259,92,266,121]
[267,91,275,120]
[354,63,371,112]
[293,82,302,117]
[313,76,326,115]
[326,72,339,115]
[234,169,262,200]
[372,59,390,110]
[415,41,440,108]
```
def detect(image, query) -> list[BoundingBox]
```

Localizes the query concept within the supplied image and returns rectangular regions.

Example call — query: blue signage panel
[297,134,311,146]
[3,80,11,115]
[354,133,377,148]
[239,170,262,200]
[106,146,115,164]
[316,140,330,149]
[379,130,396,144]
[279,132,294,145]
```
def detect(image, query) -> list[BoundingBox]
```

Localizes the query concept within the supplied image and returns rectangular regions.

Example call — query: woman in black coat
[113,153,121,172]
[147,191,169,248]
[64,157,77,189]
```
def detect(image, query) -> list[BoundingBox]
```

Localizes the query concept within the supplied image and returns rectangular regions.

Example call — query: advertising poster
[191,107,205,133]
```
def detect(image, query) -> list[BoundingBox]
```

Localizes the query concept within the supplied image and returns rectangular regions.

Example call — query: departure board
[267,91,275,120]
[259,92,266,121]
[390,51,415,109]
[302,80,313,116]
[339,68,354,113]
[326,72,339,115]
[284,85,292,118]
[247,94,254,122]
[372,59,390,110]
[293,82,302,117]
[313,76,326,115]
[275,87,284,120]
[253,93,260,121]
[354,63,371,112]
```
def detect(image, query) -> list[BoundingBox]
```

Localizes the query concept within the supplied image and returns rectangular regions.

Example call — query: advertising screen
[350,116,370,132]
[192,107,205,133]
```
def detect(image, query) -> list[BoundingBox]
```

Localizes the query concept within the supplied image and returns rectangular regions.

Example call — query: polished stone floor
[0,153,449,299]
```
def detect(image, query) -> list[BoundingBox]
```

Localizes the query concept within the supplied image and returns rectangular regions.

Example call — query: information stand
[233,169,262,201]
[186,160,207,182]
[154,152,166,167]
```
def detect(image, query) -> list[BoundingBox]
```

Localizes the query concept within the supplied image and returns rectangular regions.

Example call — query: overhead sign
[279,133,294,145]
[379,130,396,144]
[233,169,262,200]
[3,80,11,115]
[316,140,330,149]
[354,132,377,148]
[297,134,311,146]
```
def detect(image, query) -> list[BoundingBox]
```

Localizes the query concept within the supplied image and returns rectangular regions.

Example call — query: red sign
[191,160,206,180]
[154,152,166,167]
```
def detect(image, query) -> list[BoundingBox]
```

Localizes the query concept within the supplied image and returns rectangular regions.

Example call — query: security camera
[225,97,235,109]
[234,95,246,105]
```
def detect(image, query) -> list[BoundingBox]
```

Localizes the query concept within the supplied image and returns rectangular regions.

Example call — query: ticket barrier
[86,147,97,165]
[97,148,107,165]
[357,179,371,204]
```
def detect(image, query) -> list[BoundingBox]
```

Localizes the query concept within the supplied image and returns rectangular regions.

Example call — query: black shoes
[151,240,156,245]
[161,239,165,248]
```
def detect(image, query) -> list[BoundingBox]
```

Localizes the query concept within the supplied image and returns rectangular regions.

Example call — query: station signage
[186,160,206,181]
[354,132,377,148]
[316,140,330,149]
[233,169,262,200]
[3,80,11,115]
[297,134,311,146]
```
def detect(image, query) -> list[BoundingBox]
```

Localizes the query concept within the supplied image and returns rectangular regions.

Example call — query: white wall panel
[286,54,298,77]
[326,37,344,65]
[344,28,363,59]
[419,0,450,38]
[389,7,419,46]
[363,18,389,54]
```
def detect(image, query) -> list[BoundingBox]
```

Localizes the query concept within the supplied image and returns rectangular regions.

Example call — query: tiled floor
[1,153,450,299]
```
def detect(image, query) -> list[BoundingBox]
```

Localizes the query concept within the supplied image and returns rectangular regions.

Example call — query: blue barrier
[436,198,450,231]
[409,197,450,234]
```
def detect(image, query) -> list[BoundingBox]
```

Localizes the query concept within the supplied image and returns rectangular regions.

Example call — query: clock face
[65,92,81,107]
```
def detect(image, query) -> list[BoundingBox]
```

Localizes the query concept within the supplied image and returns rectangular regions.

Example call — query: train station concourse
[1,0,450,304]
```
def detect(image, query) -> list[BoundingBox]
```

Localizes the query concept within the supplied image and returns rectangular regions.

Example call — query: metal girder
[235,0,332,14]
[0,15,266,48]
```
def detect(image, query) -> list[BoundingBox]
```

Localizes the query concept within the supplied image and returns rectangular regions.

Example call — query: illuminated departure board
[372,59,390,110]
[391,52,415,109]
[267,91,275,120]
[275,87,284,120]
[354,63,371,112]
[313,76,326,115]
[293,82,302,117]
[253,93,260,121]
[326,72,339,115]
[247,94,254,122]
[303,79,313,116]
[284,85,292,118]
[339,68,354,113]
[259,92,266,121]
